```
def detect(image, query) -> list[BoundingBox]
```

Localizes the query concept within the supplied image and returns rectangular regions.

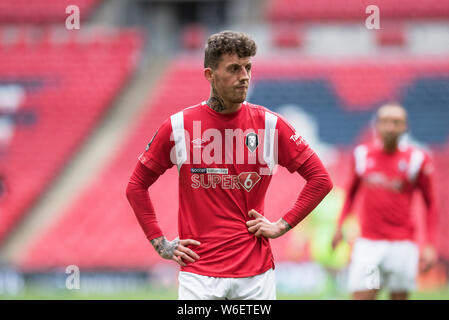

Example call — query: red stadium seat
[376,25,406,47]
[267,0,449,22]
[181,24,207,50]
[271,25,303,48]
[0,0,102,23]
[0,28,143,245]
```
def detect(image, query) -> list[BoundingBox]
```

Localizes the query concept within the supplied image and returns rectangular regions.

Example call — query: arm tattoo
[207,87,226,112]
[150,236,179,259]
[279,219,292,236]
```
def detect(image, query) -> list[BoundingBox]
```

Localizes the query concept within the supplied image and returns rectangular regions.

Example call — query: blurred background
[0,0,448,299]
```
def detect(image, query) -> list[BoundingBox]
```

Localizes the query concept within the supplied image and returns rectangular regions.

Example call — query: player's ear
[204,67,214,84]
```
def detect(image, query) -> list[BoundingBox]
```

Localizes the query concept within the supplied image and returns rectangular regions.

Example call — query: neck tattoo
[207,88,226,113]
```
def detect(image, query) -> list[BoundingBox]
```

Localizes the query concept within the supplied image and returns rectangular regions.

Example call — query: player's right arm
[125,118,200,266]
[331,150,361,249]
[416,153,438,272]
[149,236,200,267]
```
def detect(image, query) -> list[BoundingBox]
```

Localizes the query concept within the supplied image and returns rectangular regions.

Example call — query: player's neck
[382,140,399,153]
[207,90,242,114]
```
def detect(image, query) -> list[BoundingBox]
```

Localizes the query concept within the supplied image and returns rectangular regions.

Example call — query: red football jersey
[138,101,314,277]
[338,142,437,244]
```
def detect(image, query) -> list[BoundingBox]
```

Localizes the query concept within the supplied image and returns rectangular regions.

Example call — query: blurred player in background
[126,30,332,300]
[332,102,438,300]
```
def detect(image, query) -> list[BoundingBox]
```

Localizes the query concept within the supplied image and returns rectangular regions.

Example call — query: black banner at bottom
[1,299,447,319]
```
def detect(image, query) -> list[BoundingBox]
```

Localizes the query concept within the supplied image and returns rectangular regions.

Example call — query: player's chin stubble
[229,87,247,104]
[207,81,247,112]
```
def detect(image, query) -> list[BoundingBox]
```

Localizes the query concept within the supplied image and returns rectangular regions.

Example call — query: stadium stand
[267,0,449,22]
[0,0,102,23]
[271,25,303,48]
[376,24,406,47]
[20,56,449,270]
[0,27,143,245]
[181,23,207,50]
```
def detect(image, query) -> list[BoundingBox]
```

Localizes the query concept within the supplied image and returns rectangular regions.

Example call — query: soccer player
[126,31,332,300]
[332,102,438,300]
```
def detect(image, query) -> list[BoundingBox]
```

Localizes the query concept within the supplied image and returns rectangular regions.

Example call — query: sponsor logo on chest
[363,156,410,191]
[190,169,261,192]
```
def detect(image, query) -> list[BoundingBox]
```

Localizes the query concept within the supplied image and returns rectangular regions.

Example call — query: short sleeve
[276,115,315,173]
[419,153,433,179]
[415,152,434,188]
[138,117,175,175]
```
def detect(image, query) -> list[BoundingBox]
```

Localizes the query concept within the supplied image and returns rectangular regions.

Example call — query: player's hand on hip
[246,209,291,239]
[331,228,343,250]
[150,236,201,267]
[419,245,437,273]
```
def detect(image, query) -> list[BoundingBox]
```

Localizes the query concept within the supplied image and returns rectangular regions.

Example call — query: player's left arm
[246,114,332,238]
[247,152,332,238]
[416,155,439,272]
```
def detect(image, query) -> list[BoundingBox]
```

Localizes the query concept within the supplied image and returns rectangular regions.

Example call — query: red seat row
[267,0,449,22]
[0,28,143,245]
[0,0,101,23]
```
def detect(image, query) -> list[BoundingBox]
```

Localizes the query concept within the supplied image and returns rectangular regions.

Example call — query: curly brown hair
[204,30,257,69]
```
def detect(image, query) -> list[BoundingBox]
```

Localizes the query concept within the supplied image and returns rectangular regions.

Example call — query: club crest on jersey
[245,132,259,153]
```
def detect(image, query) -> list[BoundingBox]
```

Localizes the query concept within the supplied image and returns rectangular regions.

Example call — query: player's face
[376,106,407,144]
[209,53,251,104]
